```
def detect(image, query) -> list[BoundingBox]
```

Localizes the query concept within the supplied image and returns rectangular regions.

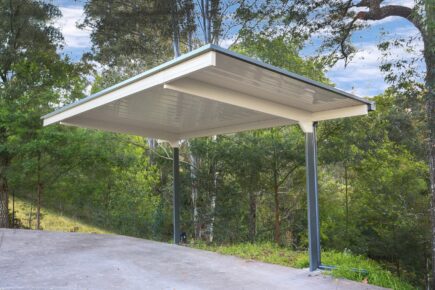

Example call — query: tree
[232,35,330,244]
[0,0,86,227]
[317,86,430,286]
[81,0,231,243]
[237,0,434,283]
[80,0,176,67]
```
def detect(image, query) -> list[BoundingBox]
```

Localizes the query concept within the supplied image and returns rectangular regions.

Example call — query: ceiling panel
[63,86,294,140]
[44,44,372,141]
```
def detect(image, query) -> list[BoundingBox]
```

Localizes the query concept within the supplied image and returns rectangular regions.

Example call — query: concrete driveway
[0,229,385,290]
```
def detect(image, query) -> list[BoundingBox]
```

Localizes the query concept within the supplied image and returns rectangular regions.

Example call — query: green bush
[192,243,416,290]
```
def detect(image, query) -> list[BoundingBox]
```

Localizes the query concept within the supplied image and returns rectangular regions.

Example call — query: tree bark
[423,0,435,286]
[348,0,434,284]
[344,163,349,245]
[190,150,200,239]
[208,193,216,243]
[0,175,8,228]
[170,0,180,57]
[274,181,280,244]
[36,152,43,230]
[425,19,435,290]
[248,190,257,242]
[147,138,157,165]
[0,155,10,228]
[207,153,217,243]
[36,182,43,230]
[28,201,33,229]
[11,189,14,228]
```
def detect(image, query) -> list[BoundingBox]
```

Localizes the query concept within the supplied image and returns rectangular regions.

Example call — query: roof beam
[164,78,370,133]
[311,105,368,122]
[164,78,312,123]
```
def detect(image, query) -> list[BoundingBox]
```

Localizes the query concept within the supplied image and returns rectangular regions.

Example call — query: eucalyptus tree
[81,0,226,66]
[81,0,232,243]
[0,0,86,228]
[80,0,174,67]
[236,0,434,282]
[227,35,330,243]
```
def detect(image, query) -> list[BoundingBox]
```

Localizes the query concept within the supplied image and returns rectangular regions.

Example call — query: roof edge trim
[42,44,217,120]
[42,43,375,120]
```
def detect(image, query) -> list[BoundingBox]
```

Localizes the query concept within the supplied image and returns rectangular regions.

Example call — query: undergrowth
[192,242,416,290]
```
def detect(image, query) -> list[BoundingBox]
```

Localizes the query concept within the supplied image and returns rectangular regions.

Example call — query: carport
[42,44,374,271]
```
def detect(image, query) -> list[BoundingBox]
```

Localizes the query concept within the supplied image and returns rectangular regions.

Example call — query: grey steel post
[173,146,181,244]
[305,122,321,271]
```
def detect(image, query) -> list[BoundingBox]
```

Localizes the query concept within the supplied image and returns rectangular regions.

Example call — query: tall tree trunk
[200,0,209,43]
[208,192,216,243]
[344,163,349,245]
[207,148,217,243]
[426,256,431,290]
[28,201,33,229]
[36,152,43,230]
[0,155,10,228]
[206,0,211,43]
[425,0,435,286]
[210,0,221,44]
[11,189,14,228]
[427,34,435,290]
[147,138,157,165]
[170,0,180,57]
[36,182,43,230]
[0,175,8,228]
[273,175,280,244]
[186,0,194,51]
[105,183,112,227]
[190,149,200,239]
[248,190,257,242]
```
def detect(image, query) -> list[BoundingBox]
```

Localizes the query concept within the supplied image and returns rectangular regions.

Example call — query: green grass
[193,241,307,267]
[8,199,415,289]
[192,242,416,290]
[10,197,110,234]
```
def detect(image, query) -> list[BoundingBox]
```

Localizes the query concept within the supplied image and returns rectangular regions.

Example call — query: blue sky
[52,0,423,97]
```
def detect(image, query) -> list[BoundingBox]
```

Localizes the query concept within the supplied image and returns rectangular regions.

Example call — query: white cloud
[382,0,415,8]
[56,6,91,48]
[327,45,385,96]
[219,38,234,49]
[328,45,422,97]
[325,20,424,97]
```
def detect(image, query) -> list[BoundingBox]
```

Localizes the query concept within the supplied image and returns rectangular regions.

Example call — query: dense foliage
[193,243,416,290]
[0,0,432,289]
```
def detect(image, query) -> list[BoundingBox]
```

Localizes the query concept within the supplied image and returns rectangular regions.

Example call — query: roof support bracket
[298,121,314,133]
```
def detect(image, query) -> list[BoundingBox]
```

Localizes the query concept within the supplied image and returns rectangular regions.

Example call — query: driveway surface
[0,229,386,290]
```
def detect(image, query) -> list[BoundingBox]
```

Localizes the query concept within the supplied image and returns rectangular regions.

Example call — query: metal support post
[305,123,321,271]
[173,146,180,244]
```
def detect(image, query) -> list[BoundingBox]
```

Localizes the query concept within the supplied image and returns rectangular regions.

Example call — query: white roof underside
[43,45,373,142]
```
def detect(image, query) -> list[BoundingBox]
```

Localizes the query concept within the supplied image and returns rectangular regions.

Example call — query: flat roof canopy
[43,44,374,142]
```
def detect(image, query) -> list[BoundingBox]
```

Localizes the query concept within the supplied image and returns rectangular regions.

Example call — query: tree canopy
[0,0,432,288]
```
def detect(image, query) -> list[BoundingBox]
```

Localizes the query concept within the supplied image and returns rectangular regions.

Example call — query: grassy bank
[192,242,416,290]
[8,198,415,289]
[10,197,110,234]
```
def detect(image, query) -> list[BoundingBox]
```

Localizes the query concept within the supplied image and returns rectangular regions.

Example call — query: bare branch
[355,3,424,36]
[356,5,412,20]
[339,16,360,64]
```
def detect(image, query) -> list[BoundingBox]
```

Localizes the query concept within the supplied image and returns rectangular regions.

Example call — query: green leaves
[234,34,331,84]
[80,0,175,67]
[317,86,429,287]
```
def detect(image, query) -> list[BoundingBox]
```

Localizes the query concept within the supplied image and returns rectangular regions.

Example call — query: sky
[52,0,423,97]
